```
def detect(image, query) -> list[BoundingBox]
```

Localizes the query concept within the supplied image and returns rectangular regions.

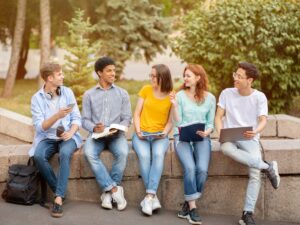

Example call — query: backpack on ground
[1,157,47,207]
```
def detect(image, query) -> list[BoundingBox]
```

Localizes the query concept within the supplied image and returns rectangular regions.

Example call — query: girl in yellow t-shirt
[132,64,173,216]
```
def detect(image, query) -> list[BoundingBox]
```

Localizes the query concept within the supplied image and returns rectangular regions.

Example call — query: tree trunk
[39,0,51,88]
[16,23,30,80]
[1,0,26,98]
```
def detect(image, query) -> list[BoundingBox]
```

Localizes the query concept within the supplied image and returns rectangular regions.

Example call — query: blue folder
[179,122,205,142]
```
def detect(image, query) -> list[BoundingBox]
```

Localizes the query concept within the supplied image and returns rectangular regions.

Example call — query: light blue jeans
[220,140,262,212]
[132,132,169,194]
[174,135,211,201]
[34,138,77,198]
[84,132,129,192]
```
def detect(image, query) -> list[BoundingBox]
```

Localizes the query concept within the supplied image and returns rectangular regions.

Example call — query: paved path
[0,200,299,225]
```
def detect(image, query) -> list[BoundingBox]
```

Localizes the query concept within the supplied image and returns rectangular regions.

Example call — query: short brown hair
[152,64,173,93]
[40,62,61,81]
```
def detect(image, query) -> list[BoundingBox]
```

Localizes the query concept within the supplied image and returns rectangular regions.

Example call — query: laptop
[219,126,253,143]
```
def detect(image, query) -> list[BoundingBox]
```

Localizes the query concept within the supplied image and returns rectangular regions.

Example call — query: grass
[0,79,148,117]
[0,79,299,118]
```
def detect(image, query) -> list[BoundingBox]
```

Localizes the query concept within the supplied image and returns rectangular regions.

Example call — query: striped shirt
[82,83,132,133]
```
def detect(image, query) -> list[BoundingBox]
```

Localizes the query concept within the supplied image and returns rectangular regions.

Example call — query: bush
[172,0,300,113]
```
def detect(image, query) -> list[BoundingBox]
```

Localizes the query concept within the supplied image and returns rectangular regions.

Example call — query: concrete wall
[1,108,300,223]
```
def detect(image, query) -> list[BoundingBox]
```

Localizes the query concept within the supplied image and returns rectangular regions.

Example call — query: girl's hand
[196,130,210,138]
[137,131,145,140]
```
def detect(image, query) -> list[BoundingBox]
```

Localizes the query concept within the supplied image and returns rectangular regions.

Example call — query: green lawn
[0,79,148,117]
[0,79,299,118]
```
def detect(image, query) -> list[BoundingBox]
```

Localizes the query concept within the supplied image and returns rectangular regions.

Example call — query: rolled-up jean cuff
[185,192,201,201]
[146,189,156,195]
[103,182,117,192]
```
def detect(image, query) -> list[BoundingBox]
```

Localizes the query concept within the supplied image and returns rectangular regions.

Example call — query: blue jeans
[34,138,77,198]
[84,132,129,192]
[174,135,211,201]
[132,132,169,194]
[221,140,262,212]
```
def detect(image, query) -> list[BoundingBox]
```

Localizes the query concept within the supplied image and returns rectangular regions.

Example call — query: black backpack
[1,157,47,206]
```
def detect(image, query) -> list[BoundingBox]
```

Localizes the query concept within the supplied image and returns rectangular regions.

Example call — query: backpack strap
[29,157,49,209]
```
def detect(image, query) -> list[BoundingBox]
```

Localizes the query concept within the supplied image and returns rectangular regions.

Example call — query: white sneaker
[111,186,127,211]
[152,195,162,211]
[100,192,112,209]
[141,197,153,216]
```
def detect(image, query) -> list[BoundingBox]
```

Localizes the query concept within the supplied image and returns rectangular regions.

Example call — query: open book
[91,124,128,139]
[179,122,205,142]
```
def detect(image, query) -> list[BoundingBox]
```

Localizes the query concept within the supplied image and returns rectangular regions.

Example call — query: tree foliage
[94,0,170,78]
[62,9,99,109]
[172,0,300,113]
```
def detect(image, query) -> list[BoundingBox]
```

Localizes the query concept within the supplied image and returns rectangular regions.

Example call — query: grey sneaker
[178,201,189,219]
[111,186,127,211]
[265,161,280,189]
[187,208,202,224]
[239,211,256,225]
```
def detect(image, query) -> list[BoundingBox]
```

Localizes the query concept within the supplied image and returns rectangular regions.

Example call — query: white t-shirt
[217,88,268,140]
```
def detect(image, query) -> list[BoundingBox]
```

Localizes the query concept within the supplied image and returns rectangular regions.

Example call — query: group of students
[29,56,280,225]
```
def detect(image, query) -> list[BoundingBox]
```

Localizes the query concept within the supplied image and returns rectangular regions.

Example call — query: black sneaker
[264,161,280,189]
[239,211,256,225]
[178,201,189,218]
[51,202,63,218]
[188,208,202,224]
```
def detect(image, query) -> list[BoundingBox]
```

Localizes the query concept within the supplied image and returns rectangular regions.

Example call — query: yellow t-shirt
[139,85,172,133]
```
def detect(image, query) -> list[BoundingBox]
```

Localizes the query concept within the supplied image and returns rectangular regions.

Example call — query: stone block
[262,115,277,137]
[8,145,31,165]
[265,177,300,223]
[276,114,300,139]
[67,178,148,207]
[0,147,10,182]
[67,179,101,202]
[0,108,34,143]
[0,182,6,194]
[261,139,300,174]
[162,177,264,218]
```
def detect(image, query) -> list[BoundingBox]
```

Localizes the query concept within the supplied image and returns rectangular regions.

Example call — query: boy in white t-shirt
[215,62,280,225]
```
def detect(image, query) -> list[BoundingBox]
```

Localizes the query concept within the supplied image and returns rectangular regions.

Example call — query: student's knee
[220,142,234,156]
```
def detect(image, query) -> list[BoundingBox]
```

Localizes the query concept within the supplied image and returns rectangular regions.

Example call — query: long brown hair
[178,64,208,103]
[152,64,173,93]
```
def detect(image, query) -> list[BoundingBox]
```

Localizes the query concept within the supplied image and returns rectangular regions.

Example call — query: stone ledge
[0,108,34,142]
[1,139,300,223]
[275,114,300,139]
[1,107,299,143]
[1,139,300,182]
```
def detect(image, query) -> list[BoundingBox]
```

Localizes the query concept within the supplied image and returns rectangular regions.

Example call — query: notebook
[179,122,205,142]
[219,126,253,143]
